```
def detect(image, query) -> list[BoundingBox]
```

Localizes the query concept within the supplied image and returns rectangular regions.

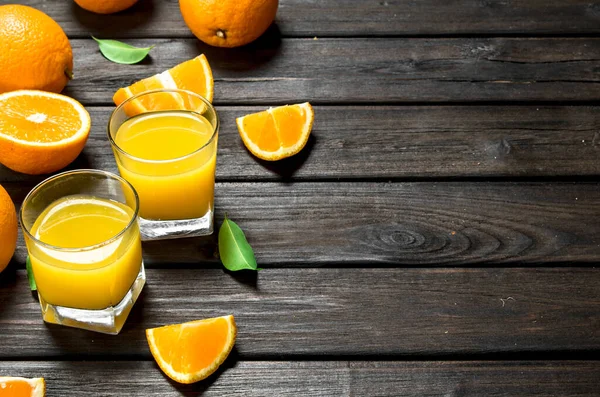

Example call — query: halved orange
[236,102,314,161]
[146,315,237,384]
[0,90,91,175]
[113,54,213,115]
[0,377,45,396]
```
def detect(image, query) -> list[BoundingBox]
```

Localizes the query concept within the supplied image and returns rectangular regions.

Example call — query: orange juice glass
[20,170,145,335]
[108,89,219,240]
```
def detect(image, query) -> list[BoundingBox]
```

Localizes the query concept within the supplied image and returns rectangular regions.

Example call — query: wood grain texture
[0,268,599,358]
[1,361,599,396]
[16,0,600,37]
[2,106,600,183]
[4,182,600,266]
[60,38,600,105]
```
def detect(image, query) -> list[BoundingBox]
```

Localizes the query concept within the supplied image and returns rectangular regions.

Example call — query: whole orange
[0,5,73,94]
[179,0,278,48]
[0,184,18,273]
[74,0,139,14]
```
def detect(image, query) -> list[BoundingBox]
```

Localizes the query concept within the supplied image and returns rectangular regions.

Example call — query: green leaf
[218,216,259,272]
[26,256,36,291]
[92,36,154,65]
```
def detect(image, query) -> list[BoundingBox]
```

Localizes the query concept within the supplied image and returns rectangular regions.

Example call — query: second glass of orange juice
[21,170,145,334]
[108,89,219,240]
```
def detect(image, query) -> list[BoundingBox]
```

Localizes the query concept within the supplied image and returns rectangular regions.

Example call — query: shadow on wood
[245,134,317,182]
[68,150,97,171]
[226,269,259,290]
[161,347,240,396]
[197,24,282,72]
[142,234,219,266]
[70,0,156,37]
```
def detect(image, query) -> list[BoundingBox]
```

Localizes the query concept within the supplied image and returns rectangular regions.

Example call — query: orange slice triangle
[113,54,214,115]
[236,103,314,161]
[0,377,45,396]
[146,315,237,384]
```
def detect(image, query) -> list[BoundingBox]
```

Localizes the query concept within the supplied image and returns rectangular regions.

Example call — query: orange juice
[114,110,217,220]
[28,195,142,310]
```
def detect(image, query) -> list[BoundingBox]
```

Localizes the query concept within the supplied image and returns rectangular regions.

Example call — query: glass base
[138,209,213,241]
[39,264,146,335]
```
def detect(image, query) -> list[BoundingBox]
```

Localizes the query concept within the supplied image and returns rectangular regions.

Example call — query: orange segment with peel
[113,54,213,115]
[236,103,314,161]
[0,90,90,175]
[146,315,237,384]
[0,377,45,396]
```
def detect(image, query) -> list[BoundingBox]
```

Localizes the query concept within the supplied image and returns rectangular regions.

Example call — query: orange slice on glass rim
[146,315,237,384]
[236,102,314,161]
[0,377,45,396]
[112,54,213,115]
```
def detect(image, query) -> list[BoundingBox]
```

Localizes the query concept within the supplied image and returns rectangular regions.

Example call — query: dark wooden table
[2,0,600,395]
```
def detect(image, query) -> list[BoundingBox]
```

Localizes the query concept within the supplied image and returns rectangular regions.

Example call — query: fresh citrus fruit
[146,315,237,384]
[0,90,91,175]
[0,185,17,273]
[0,377,45,396]
[0,5,72,93]
[74,0,138,14]
[179,0,278,48]
[113,54,213,115]
[236,103,314,161]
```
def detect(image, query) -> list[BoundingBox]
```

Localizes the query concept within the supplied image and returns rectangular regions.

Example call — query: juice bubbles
[27,195,142,310]
[113,110,217,221]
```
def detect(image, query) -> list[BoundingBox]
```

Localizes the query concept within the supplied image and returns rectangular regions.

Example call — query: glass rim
[107,88,219,164]
[20,169,140,253]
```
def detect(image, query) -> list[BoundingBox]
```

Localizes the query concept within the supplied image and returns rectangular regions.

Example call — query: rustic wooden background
[1,0,599,395]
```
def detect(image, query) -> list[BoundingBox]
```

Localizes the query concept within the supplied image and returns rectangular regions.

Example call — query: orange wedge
[236,102,314,161]
[113,54,213,115]
[146,315,237,384]
[0,377,45,396]
[0,90,91,175]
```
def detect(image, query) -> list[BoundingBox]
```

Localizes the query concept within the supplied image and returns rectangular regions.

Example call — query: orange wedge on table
[0,90,90,175]
[0,377,45,396]
[113,54,213,115]
[146,315,237,384]
[236,102,314,161]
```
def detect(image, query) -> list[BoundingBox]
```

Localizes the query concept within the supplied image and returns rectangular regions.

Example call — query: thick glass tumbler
[20,170,145,335]
[108,89,219,240]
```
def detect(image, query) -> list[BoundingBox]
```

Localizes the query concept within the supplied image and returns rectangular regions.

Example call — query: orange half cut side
[0,90,90,175]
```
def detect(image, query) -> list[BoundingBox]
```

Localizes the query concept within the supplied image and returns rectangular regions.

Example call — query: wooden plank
[3,106,600,183]
[17,0,600,37]
[1,361,599,396]
[0,268,599,357]
[60,38,600,105]
[4,182,600,266]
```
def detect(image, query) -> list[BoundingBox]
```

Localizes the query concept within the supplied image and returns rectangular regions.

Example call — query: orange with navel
[0,5,72,93]
[74,0,139,14]
[0,185,17,274]
[179,0,278,48]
